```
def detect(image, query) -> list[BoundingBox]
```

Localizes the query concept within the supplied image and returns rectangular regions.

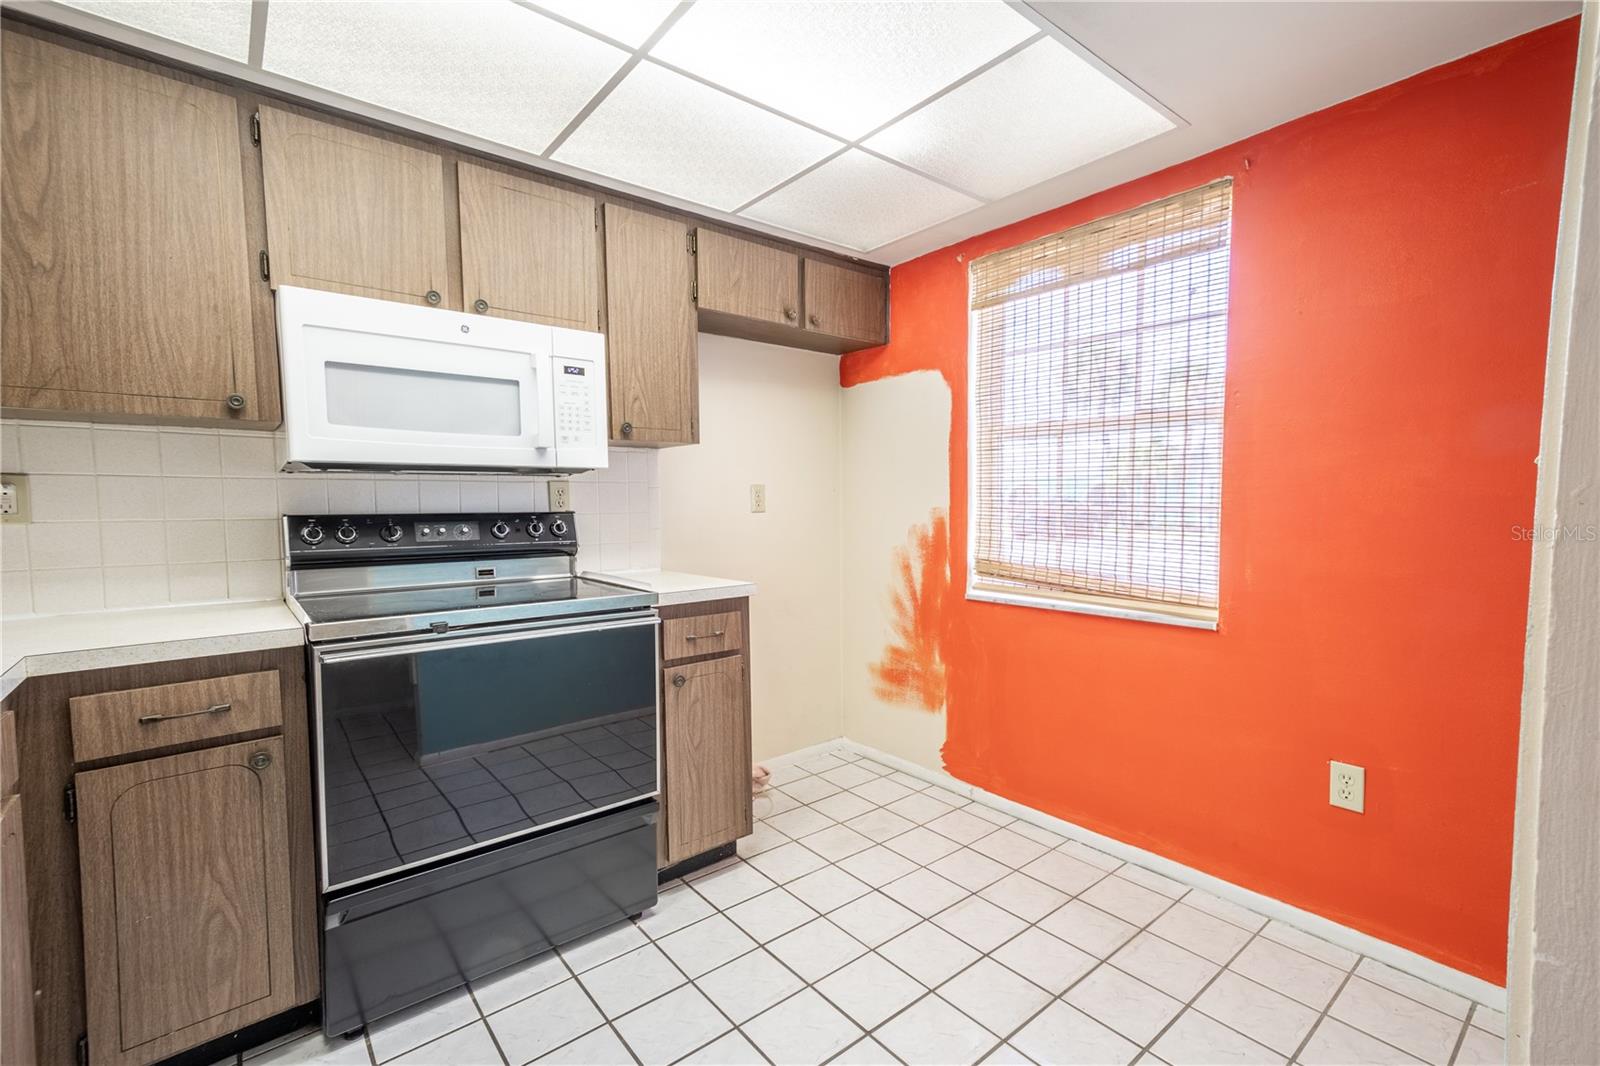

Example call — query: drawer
[663,611,742,661]
[69,670,282,762]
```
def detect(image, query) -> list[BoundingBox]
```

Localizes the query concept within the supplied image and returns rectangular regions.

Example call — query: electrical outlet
[749,484,766,513]
[548,480,571,511]
[1330,761,1365,813]
[0,473,28,523]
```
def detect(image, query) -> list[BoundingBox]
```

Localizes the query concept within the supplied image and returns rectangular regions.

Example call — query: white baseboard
[775,736,1506,1011]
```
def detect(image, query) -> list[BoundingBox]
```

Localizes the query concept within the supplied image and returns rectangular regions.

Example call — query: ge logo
[460,325,471,334]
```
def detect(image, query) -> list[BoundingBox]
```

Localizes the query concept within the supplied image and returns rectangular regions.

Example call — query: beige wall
[658,334,844,762]
[841,371,952,771]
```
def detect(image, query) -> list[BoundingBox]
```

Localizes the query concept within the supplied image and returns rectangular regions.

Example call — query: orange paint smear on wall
[840,20,1579,983]
[872,511,951,711]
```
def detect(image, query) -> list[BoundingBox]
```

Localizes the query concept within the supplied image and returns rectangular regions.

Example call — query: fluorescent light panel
[865,38,1176,201]
[649,1,1038,140]
[54,0,252,61]
[527,0,679,48]
[742,149,981,251]
[262,1,628,155]
[553,61,842,212]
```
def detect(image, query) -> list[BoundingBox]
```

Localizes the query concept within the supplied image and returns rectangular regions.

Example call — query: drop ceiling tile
[649,1,1038,140]
[552,61,842,212]
[528,0,679,48]
[743,149,980,252]
[865,37,1175,201]
[262,1,627,155]
[55,0,252,61]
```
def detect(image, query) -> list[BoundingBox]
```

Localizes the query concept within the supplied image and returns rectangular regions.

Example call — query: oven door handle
[314,613,660,665]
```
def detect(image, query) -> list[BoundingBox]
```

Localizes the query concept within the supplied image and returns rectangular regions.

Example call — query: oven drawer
[663,610,742,661]
[68,670,282,762]
[321,801,658,1037]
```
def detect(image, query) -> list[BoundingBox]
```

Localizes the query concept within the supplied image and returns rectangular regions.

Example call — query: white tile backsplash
[1,419,658,618]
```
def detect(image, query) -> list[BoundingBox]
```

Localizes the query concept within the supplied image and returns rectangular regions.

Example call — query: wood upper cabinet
[0,31,275,426]
[75,737,297,1066]
[804,258,887,346]
[695,230,801,327]
[258,107,450,308]
[602,204,698,446]
[661,655,751,865]
[458,162,599,330]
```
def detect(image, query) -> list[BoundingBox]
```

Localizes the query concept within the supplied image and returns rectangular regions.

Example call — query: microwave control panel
[555,361,597,447]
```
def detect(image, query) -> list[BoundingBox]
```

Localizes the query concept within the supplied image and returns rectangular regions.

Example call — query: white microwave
[276,286,608,474]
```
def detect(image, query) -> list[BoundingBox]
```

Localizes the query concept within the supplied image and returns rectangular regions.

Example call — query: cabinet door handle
[682,630,725,642]
[137,702,232,724]
[672,674,686,688]
[473,298,489,313]
[808,313,820,327]
[783,307,796,321]
[425,289,442,305]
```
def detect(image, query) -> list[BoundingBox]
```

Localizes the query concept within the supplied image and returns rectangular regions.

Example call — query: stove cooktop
[283,512,655,641]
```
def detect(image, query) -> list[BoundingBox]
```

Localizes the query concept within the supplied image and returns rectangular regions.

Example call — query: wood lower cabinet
[0,29,277,427]
[803,258,888,347]
[603,204,699,446]
[458,161,600,330]
[75,738,297,1065]
[8,648,317,1066]
[657,599,753,868]
[259,106,451,308]
[1,706,34,1066]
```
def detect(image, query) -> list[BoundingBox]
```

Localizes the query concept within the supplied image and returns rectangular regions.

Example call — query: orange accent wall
[840,19,1579,983]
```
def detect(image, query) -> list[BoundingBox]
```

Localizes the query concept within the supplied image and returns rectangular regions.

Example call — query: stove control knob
[335,523,358,545]
[379,523,403,543]
[490,520,511,539]
[526,518,544,537]
[299,522,325,545]
[456,523,473,539]
[551,518,568,537]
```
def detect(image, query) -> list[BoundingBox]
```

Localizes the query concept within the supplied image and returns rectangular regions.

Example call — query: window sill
[966,581,1219,631]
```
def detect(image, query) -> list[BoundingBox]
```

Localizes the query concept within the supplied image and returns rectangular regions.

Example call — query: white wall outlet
[548,480,571,511]
[1330,761,1365,813]
[0,473,28,523]
[749,484,766,513]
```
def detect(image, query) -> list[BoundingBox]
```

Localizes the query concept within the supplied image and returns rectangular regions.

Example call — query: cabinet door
[662,656,750,864]
[76,738,296,1066]
[803,259,887,346]
[458,162,599,330]
[1,33,260,422]
[695,230,800,327]
[259,107,449,307]
[603,204,698,445]
[1,795,33,1066]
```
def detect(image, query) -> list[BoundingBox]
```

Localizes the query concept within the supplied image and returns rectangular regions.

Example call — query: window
[968,179,1232,628]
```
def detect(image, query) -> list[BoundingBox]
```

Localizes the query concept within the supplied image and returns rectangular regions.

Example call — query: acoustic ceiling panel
[528,0,680,48]
[55,0,252,61]
[865,37,1176,201]
[262,1,628,155]
[649,1,1039,140]
[742,149,981,251]
[553,61,843,211]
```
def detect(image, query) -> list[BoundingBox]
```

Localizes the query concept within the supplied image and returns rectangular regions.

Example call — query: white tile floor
[242,745,1507,1066]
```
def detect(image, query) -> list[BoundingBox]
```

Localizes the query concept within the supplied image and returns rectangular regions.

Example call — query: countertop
[1,599,304,701]
[586,569,757,606]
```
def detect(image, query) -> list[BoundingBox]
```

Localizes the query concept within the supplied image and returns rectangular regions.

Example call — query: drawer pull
[682,630,726,642]
[137,702,232,725]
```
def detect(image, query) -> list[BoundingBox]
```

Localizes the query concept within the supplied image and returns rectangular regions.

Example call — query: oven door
[312,613,659,891]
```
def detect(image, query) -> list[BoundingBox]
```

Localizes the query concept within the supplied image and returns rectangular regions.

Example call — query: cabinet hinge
[76,1033,87,1066]
[250,111,261,146]
[594,203,600,230]
[687,231,697,255]
[64,784,77,823]
[690,279,698,305]
[259,249,270,282]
